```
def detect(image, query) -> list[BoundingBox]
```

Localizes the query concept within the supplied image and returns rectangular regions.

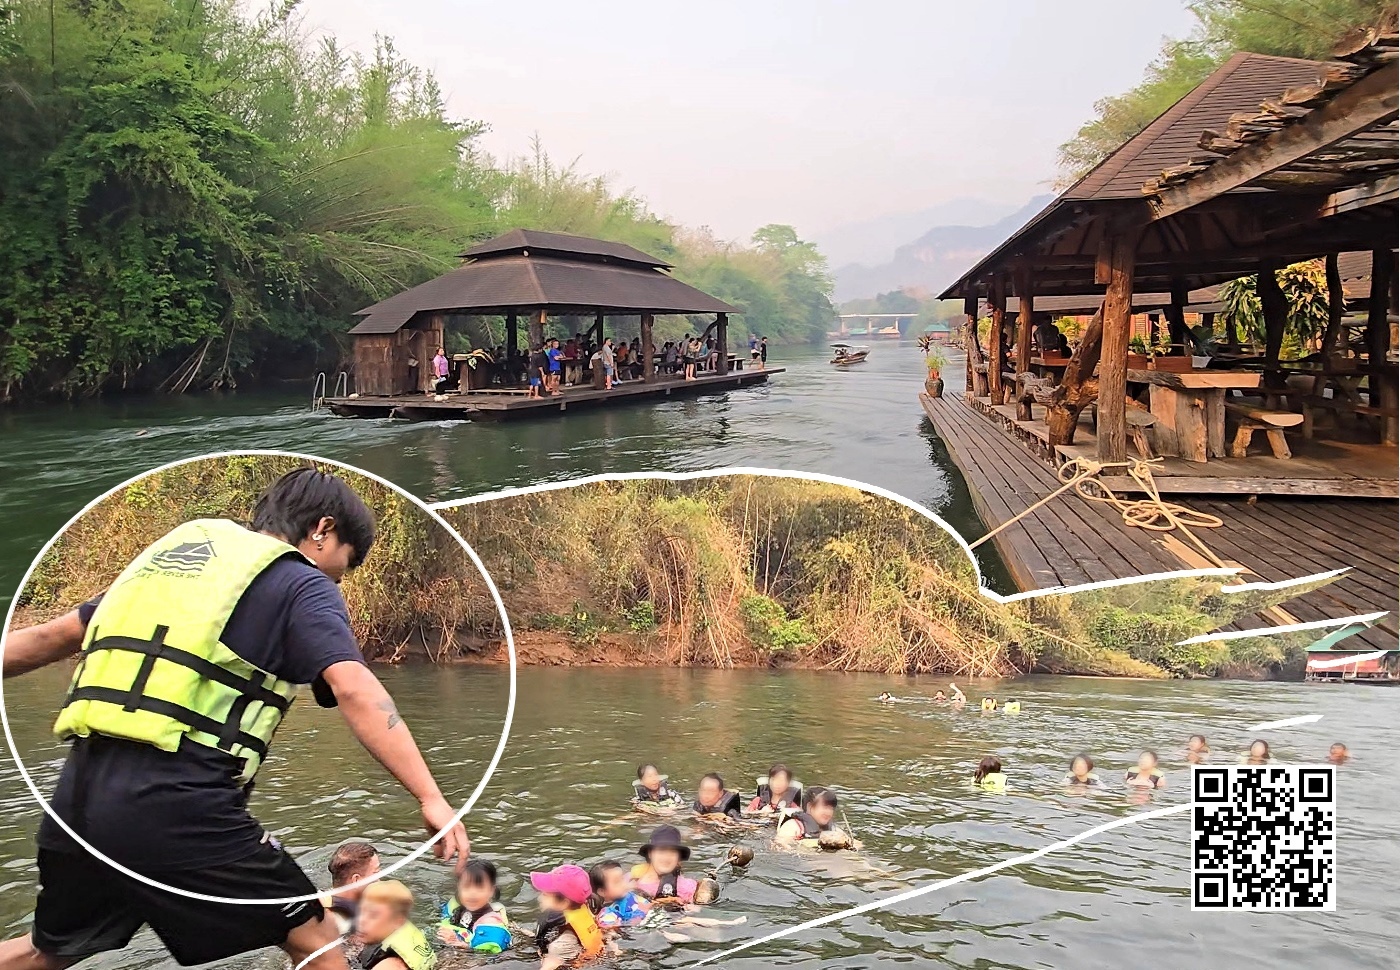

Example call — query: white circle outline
[0,449,517,905]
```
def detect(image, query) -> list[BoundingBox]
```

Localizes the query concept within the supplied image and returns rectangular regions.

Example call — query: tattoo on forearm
[377,698,402,730]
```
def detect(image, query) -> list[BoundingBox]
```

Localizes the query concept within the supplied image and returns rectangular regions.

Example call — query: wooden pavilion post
[1096,229,1138,462]
[1043,304,1104,446]
[593,311,605,348]
[987,278,1007,403]
[1320,253,1345,362]
[505,311,518,361]
[1366,248,1397,444]
[962,295,986,395]
[640,312,656,382]
[715,312,730,375]
[1167,282,1189,353]
[1258,261,1287,382]
[1015,265,1033,379]
[528,308,546,350]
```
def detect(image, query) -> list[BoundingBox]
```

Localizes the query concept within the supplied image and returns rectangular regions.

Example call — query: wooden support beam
[987,278,1007,402]
[505,311,518,361]
[1148,61,1399,220]
[1320,253,1345,362]
[1097,232,1138,461]
[1366,248,1397,444]
[528,309,546,351]
[1317,172,1399,218]
[1166,282,1189,352]
[1258,261,1287,379]
[715,312,729,376]
[961,295,983,394]
[1015,265,1033,378]
[640,313,656,383]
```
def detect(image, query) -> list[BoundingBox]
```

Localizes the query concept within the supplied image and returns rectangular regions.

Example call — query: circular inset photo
[0,452,514,966]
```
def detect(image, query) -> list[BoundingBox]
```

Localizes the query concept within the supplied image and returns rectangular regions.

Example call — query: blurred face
[1328,744,1348,762]
[536,891,567,915]
[296,515,357,584]
[356,900,401,945]
[649,846,681,873]
[601,867,632,902]
[1070,757,1091,778]
[809,800,836,828]
[1137,753,1158,773]
[770,771,791,793]
[458,875,495,911]
[1249,741,1269,761]
[698,777,722,806]
[1188,736,1207,752]
[639,766,661,791]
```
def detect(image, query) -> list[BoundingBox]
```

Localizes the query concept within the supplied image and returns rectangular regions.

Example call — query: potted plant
[1127,335,1150,370]
[924,348,948,398]
[1189,323,1214,369]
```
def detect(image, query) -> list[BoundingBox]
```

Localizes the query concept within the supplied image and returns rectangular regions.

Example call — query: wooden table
[1029,355,1071,380]
[1127,368,1261,463]
[558,357,586,385]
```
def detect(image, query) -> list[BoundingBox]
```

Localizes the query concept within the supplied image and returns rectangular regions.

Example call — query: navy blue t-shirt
[38,556,366,870]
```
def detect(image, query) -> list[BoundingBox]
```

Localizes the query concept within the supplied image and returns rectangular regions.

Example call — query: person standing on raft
[0,468,470,970]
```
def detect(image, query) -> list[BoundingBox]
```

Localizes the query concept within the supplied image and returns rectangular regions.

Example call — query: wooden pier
[326,367,783,421]
[921,391,1399,651]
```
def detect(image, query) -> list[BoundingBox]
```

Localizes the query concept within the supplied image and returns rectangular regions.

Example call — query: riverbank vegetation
[1058,0,1394,180]
[11,455,501,659]
[444,477,1335,679]
[0,1,835,403]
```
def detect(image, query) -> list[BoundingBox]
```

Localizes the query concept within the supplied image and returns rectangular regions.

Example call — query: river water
[0,344,1007,608]
[1,667,1394,969]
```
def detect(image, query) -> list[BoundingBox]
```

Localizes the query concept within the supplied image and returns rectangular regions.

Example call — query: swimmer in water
[438,859,511,952]
[878,692,894,702]
[1002,699,1021,715]
[933,690,947,702]
[973,756,1006,793]
[1328,742,1350,764]
[948,683,966,706]
[1064,754,1100,786]
[1186,734,1210,764]
[632,763,684,806]
[1125,750,1165,789]
[980,697,998,712]
[1245,739,1270,764]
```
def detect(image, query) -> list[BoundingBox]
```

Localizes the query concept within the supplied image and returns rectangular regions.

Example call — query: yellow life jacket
[379,921,436,970]
[1003,701,1021,715]
[52,519,307,785]
[978,771,1008,793]
[563,906,604,958]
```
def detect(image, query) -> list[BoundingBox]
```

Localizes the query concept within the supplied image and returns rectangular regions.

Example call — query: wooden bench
[1301,395,1399,439]
[1226,403,1302,458]
[999,371,1018,405]
[1089,398,1157,459]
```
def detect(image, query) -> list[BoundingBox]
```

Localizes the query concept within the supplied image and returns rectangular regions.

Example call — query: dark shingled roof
[352,231,734,334]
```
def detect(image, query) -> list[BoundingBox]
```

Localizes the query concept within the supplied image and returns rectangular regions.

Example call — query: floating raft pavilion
[922,27,1399,655]
[324,229,780,421]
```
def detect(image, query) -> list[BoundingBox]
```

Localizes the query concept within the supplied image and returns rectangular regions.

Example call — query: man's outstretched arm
[321,659,470,870]
[2,611,85,678]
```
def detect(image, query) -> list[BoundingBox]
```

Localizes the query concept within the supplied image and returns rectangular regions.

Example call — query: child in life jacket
[530,864,604,970]
[632,825,699,906]
[354,880,436,970]
[437,859,511,952]
[589,860,649,930]
[632,763,685,806]
[747,763,802,814]
[1125,750,1166,789]
[973,756,1007,793]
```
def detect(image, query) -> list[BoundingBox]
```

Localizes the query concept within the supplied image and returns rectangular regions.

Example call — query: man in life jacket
[777,786,847,845]
[0,468,470,970]
[692,772,742,820]
[529,865,603,969]
[353,881,435,970]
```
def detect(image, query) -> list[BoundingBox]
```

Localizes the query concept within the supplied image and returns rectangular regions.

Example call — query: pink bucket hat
[529,864,592,906]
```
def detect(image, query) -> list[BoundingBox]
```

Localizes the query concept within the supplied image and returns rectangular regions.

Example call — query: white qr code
[1191,765,1335,910]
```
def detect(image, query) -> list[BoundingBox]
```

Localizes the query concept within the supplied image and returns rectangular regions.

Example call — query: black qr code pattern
[1192,765,1336,911]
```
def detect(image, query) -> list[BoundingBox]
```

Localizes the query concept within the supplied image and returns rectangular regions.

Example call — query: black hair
[587,860,625,913]
[700,772,725,790]
[460,858,498,890]
[768,763,790,783]
[252,467,375,569]
[802,786,837,810]
[327,841,378,887]
[973,757,1002,783]
[637,763,658,779]
[1139,749,1159,763]
[1070,753,1094,772]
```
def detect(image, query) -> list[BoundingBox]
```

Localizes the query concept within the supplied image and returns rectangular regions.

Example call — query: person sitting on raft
[633,763,685,807]
[632,825,699,906]
[1125,750,1165,789]
[353,880,436,970]
[1187,734,1210,764]
[775,786,854,846]
[973,756,1007,793]
[1244,739,1271,764]
[1064,754,1100,787]
[530,864,604,970]
[438,858,512,952]
[589,860,649,929]
[322,840,381,937]
[693,772,744,820]
[747,763,802,814]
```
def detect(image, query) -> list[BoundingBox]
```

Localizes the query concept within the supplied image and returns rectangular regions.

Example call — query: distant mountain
[831,194,1054,302]
[811,197,1022,270]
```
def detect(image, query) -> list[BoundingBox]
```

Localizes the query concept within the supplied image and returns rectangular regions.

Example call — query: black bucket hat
[639,824,692,862]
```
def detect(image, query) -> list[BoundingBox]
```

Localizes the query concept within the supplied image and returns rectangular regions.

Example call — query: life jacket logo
[148,539,216,574]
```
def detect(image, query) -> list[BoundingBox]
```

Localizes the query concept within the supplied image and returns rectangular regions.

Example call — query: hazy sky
[294,1,1199,241]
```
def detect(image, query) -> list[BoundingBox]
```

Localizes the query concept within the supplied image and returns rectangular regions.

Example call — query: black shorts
[32,836,325,966]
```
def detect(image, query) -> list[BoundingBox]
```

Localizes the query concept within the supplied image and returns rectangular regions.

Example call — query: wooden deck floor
[326,368,782,421]
[921,391,1399,651]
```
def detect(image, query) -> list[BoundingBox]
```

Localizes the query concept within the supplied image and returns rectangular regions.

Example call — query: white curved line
[0,449,518,906]
[1247,714,1325,731]
[294,936,345,970]
[1176,611,1389,644]
[689,803,1190,966]
[1307,650,1390,670]
[1215,568,1350,593]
